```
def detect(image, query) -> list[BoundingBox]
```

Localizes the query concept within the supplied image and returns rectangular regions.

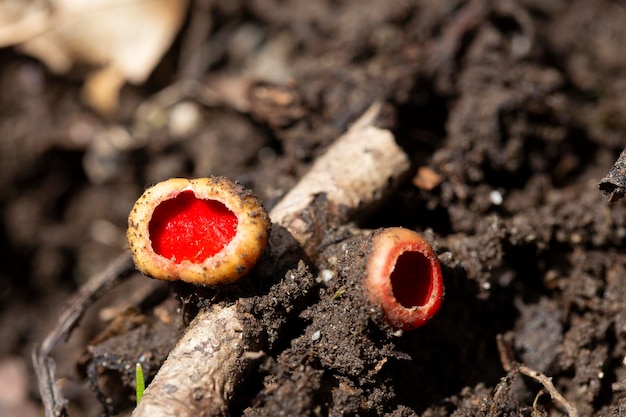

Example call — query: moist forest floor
[2,0,626,416]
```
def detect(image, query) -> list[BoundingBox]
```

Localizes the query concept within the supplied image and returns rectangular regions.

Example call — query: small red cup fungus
[127,177,270,286]
[364,227,444,330]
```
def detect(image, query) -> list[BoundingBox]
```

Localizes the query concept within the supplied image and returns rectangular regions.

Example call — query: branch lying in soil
[131,102,411,417]
[32,252,135,417]
[599,148,626,202]
[269,102,409,253]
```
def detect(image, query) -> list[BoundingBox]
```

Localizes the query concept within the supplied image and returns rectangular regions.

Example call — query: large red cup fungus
[127,177,270,286]
[364,227,444,330]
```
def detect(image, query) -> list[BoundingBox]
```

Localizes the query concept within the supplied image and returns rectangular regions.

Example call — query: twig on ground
[32,252,134,417]
[517,365,578,417]
[269,101,409,253]
[132,102,410,417]
[599,148,626,202]
[496,334,579,417]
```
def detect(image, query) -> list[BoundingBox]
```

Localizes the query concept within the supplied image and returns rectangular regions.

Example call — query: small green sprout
[135,362,145,405]
[333,286,346,300]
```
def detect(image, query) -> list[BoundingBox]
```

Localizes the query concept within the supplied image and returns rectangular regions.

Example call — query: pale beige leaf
[0,0,189,114]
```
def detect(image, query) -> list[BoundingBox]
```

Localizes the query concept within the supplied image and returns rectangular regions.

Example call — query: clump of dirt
[2,0,626,416]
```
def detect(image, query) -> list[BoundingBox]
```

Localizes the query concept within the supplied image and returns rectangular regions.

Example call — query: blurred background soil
[1,0,626,416]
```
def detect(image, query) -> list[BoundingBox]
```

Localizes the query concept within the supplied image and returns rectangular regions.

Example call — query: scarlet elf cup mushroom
[127,177,271,285]
[364,227,444,330]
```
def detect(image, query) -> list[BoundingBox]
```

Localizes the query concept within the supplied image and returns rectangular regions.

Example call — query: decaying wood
[270,102,409,253]
[130,304,243,416]
[132,102,410,417]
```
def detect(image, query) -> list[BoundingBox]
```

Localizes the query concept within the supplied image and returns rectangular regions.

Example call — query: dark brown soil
[2,0,626,416]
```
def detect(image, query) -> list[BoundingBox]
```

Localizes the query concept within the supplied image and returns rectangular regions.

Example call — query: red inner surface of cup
[149,191,238,263]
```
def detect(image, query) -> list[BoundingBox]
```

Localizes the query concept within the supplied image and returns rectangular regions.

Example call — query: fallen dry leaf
[0,0,189,115]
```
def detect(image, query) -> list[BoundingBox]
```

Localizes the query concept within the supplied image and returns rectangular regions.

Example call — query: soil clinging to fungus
[127,177,270,286]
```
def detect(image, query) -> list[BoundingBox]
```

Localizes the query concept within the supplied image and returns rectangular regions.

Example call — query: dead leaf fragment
[0,0,189,115]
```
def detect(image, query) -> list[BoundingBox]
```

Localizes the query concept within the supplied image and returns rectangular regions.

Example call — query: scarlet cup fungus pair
[126,177,443,330]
